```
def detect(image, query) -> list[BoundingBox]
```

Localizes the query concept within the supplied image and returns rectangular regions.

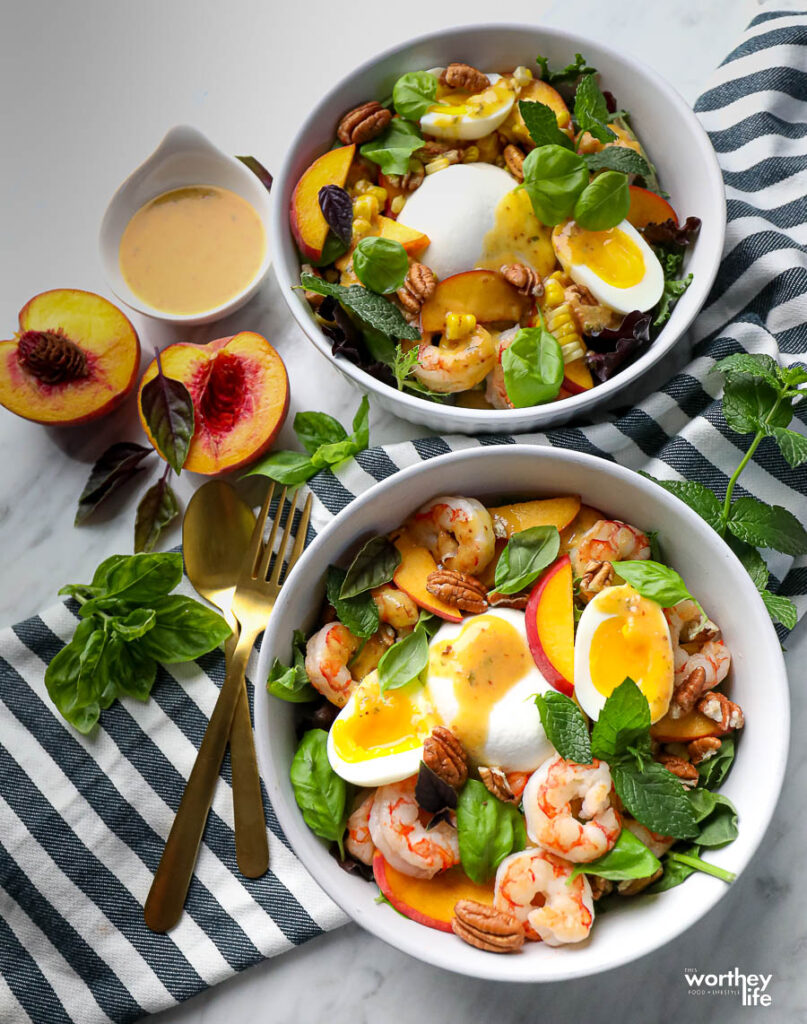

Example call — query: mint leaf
[643,477,723,531]
[713,352,780,388]
[779,364,807,387]
[360,119,424,176]
[590,678,651,763]
[573,74,615,143]
[727,497,807,555]
[536,52,596,86]
[570,827,660,882]
[726,535,769,591]
[518,100,573,149]
[300,273,419,341]
[612,761,699,839]
[722,376,789,434]
[771,427,807,468]
[612,559,693,607]
[583,147,653,179]
[760,590,798,630]
[534,692,592,764]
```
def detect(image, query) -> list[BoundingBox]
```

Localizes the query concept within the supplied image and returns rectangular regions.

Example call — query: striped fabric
[2,9,806,1022]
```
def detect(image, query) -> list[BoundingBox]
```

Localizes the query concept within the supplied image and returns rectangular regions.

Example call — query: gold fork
[144,484,313,933]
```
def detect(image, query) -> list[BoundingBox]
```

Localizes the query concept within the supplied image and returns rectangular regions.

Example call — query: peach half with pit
[525,555,575,697]
[0,289,140,426]
[373,853,494,932]
[420,270,530,333]
[138,331,288,475]
[290,144,356,261]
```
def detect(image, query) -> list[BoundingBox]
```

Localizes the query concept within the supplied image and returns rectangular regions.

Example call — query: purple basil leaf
[139,350,195,474]
[585,310,652,382]
[75,442,153,525]
[603,89,618,114]
[236,155,273,192]
[318,184,353,246]
[294,697,339,738]
[415,760,458,813]
[134,473,180,553]
[642,216,701,247]
[331,846,375,880]
[324,303,397,389]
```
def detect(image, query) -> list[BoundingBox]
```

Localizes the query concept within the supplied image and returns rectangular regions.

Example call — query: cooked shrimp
[484,328,518,410]
[494,848,594,946]
[346,791,376,866]
[665,599,731,691]
[523,755,621,863]
[305,622,360,707]
[368,776,459,879]
[622,817,674,859]
[371,583,419,631]
[412,326,496,394]
[408,496,495,575]
[570,518,651,577]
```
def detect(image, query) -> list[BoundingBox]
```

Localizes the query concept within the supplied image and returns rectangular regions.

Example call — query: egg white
[421,70,515,140]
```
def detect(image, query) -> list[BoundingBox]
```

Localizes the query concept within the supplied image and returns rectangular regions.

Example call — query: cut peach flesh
[560,504,605,553]
[0,288,140,425]
[488,496,581,538]
[420,270,529,333]
[138,331,288,475]
[627,185,678,230]
[392,531,462,622]
[377,215,430,255]
[563,356,593,393]
[651,710,721,743]
[532,556,575,687]
[290,145,356,260]
[374,853,493,932]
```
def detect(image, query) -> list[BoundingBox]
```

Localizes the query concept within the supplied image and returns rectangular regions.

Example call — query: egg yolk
[331,676,429,763]
[554,221,645,288]
[429,615,530,753]
[429,77,513,122]
[477,187,556,277]
[587,587,674,721]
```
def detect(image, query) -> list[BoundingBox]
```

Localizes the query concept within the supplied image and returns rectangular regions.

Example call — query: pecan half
[696,692,744,734]
[656,754,699,786]
[500,262,541,298]
[427,569,488,614]
[578,560,615,602]
[679,615,721,646]
[452,900,524,953]
[478,766,518,804]
[487,590,530,610]
[688,736,722,765]
[503,144,525,182]
[337,101,391,145]
[617,867,664,897]
[423,726,468,789]
[397,262,437,315]
[668,666,707,719]
[441,62,489,94]
[589,875,614,901]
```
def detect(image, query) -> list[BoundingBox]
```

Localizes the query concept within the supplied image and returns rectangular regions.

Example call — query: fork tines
[249,484,312,585]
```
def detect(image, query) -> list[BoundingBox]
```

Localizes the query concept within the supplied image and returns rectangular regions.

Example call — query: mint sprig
[300,274,420,342]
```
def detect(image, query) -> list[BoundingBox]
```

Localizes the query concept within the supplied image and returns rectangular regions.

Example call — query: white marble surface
[3,0,806,1020]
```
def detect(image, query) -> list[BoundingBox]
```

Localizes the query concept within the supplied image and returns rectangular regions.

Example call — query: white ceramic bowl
[271,25,725,433]
[99,125,273,326]
[254,447,788,982]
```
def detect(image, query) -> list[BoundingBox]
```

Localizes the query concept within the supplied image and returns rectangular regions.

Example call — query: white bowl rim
[254,445,789,982]
[270,23,726,431]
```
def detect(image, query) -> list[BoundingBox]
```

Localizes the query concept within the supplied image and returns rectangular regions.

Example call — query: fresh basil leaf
[75,442,153,525]
[654,273,692,328]
[712,352,780,389]
[89,552,183,605]
[686,789,738,848]
[340,536,401,599]
[360,119,424,177]
[518,100,573,149]
[377,626,428,693]
[353,237,409,295]
[501,326,564,407]
[100,636,158,702]
[697,735,735,789]
[659,847,736,884]
[612,761,699,839]
[726,535,769,591]
[590,677,651,763]
[573,170,630,231]
[521,145,589,226]
[139,353,195,474]
[300,274,420,341]
[351,394,370,450]
[44,618,104,733]
[58,583,100,602]
[535,52,596,86]
[306,231,349,268]
[727,497,807,555]
[76,627,107,710]
[393,70,438,121]
[416,609,441,637]
[611,559,693,607]
[494,525,560,594]
[109,607,156,641]
[570,827,661,882]
[760,589,798,630]
[573,74,616,143]
[134,475,180,553]
[326,565,379,639]
[243,450,316,484]
[584,147,653,180]
[267,629,316,703]
[456,779,527,884]
[534,691,592,764]
[722,376,788,435]
[294,410,348,455]
[318,184,353,246]
[771,427,807,468]
[647,843,701,893]
[136,595,231,662]
[643,477,723,532]
[311,439,358,469]
[290,729,349,855]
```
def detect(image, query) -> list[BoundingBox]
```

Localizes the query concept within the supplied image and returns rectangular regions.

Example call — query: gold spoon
[183,480,269,878]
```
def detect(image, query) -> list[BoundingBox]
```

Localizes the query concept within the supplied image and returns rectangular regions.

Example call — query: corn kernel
[390,195,406,215]
[385,173,401,187]
[543,278,565,307]
[462,145,480,163]
[513,65,533,88]
[561,341,585,364]
[353,178,373,195]
[444,312,477,340]
[425,156,451,175]
[368,185,387,208]
[352,217,373,240]
[353,194,379,221]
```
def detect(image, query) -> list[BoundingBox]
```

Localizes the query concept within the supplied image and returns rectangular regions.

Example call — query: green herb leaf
[686,789,739,848]
[134,595,230,662]
[326,565,379,639]
[518,100,573,149]
[494,525,560,594]
[726,535,769,591]
[109,607,156,641]
[134,474,180,553]
[139,351,195,474]
[654,273,692,328]
[771,427,807,468]
[294,411,348,455]
[660,847,736,884]
[727,497,807,555]
[290,730,349,855]
[535,52,596,86]
[534,691,592,764]
[521,145,589,226]
[500,326,564,407]
[100,636,158,702]
[377,626,429,693]
[611,761,699,839]
[242,450,316,484]
[306,231,349,268]
[583,147,653,180]
[643,477,723,532]
[611,559,693,607]
[779,364,807,387]
[722,376,788,435]
[392,70,438,121]
[697,735,735,789]
[75,442,153,525]
[712,352,781,388]
[300,274,420,341]
[267,630,317,703]
[353,237,409,294]
[573,170,630,231]
[89,551,183,604]
[590,677,651,763]
[360,119,424,176]
[456,779,527,884]
[573,74,616,144]
[570,827,661,882]
[44,618,105,733]
[340,536,401,599]
[647,842,702,893]
[760,589,798,630]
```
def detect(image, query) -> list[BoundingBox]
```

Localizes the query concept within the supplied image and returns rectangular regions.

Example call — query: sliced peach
[421,270,529,333]
[377,215,430,256]
[138,331,288,475]
[627,185,678,230]
[392,531,462,622]
[525,555,574,696]
[651,710,722,743]
[0,289,140,426]
[560,504,605,553]
[563,355,594,394]
[373,853,494,932]
[487,496,581,538]
[290,145,356,261]
[500,79,572,147]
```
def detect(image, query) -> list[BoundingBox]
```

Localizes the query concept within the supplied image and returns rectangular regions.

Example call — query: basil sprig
[340,536,401,599]
[48,552,231,733]
[267,629,317,703]
[569,827,660,883]
[521,145,589,226]
[290,729,349,856]
[493,525,560,594]
[612,559,699,610]
[392,71,438,121]
[353,237,409,295]
[300,274,419,342]
[377,624,429,693]
[573,170,630,231]
[501,325,564,408]
[456,778,526,883]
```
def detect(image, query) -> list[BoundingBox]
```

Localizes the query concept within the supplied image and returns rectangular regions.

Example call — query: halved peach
[560,504,605,553]
[138,331,288,475]
[421,270,529,333]
[487,496,581,538]
[627,186,678,230]
[392,531,462,622]
[0,289,140,426]
[373,853,494,932]
[290,145,356,261]
[525,555,575,696]
[651,710,722,743]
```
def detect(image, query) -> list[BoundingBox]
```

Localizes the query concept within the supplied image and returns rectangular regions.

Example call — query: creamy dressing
[477,188,556,277]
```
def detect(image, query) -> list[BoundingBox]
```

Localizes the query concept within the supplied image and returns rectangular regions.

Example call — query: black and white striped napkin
[2,9,806,1023]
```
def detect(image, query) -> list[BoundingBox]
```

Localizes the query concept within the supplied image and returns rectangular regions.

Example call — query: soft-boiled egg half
[327,669,436,787]
[421,69,516,140]
[552,219,664,315]
[424,608,556,771]
[574,584,674,723]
